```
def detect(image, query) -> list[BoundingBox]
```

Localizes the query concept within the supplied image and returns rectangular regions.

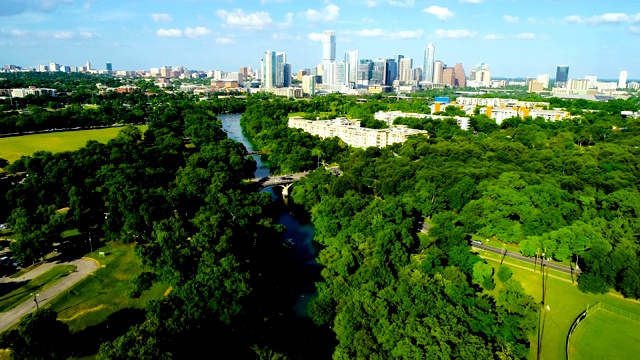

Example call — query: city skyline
[1,0,639,79]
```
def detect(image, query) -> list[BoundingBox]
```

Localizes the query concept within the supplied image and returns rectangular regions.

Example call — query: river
[218,113,319,317]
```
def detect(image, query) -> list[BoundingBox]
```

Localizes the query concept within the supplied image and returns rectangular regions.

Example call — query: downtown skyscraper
[423,43,435,83]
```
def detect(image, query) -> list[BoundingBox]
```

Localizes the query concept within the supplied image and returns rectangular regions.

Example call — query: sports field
[479,250,640,360]
[0,126,147,163]
[568,309,640,359]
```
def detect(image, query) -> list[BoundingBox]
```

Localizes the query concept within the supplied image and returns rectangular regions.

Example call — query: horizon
[1,0,639,80]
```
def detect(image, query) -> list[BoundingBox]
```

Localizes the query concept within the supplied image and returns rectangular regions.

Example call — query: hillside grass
[47,241,167,332]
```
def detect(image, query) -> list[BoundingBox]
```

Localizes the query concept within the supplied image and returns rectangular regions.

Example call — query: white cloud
[350,28,423,39]
[260,0,287,3]
[355,28,384,37]
[563,15,583,24]
[216,9,273,29]
[151,13,172,23]
[361,17,375,23]
[564,12,640,25]
[215,37,234,44]
[305,4,339,22]
[278,12,293,28]
[514,32,535,39]
[156,28,182,37]
[527,17,537,24]
[366,1,377,7]
[433,29,476,39]
[388,29,423,39]
[483,33,539,40]
[503,15,519,23]
[460,0,481,3]
[388,0,414,7]
[184,26,211,38]
[156,27,211,38]
[78,31,95,39]
[9,29,29,36]
[424,6,454,20]
[484,33,504,40]
[272,33,301,41]
[307,32,323,41]
[51,31,74,39]
[630,26,640,34]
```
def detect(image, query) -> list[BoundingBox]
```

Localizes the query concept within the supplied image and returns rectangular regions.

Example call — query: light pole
[88,233,93,253]
[31,293,40,309]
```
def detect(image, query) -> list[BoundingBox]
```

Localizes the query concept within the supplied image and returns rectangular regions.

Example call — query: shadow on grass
[71,307,146,358]
[0,280,28,297]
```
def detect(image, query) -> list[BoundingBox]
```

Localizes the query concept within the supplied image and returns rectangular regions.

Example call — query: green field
[47,241,167,332]
[0,126,147,163]
[568,309,640,359]
[0,265,77,312]
[479,250,640,360]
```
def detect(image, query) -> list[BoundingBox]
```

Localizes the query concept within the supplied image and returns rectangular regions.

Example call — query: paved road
[0,258,98,332]
[472,243,578,275]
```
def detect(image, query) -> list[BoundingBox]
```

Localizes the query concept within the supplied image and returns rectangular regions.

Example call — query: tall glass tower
[322,30,336,62]
[555,65,569,88]
[423,43,435,83]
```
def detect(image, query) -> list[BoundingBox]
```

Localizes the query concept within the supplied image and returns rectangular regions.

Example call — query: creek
[218,113,319,317]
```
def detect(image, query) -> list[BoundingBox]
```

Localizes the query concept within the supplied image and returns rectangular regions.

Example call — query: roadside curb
[82,257,101,272]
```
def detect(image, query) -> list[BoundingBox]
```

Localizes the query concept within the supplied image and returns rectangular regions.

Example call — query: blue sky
[1,0,639,79]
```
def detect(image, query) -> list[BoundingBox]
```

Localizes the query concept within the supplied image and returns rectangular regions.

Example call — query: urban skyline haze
[1,0,638,79]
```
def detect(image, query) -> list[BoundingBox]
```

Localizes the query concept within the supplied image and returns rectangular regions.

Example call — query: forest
[0,76,639,358]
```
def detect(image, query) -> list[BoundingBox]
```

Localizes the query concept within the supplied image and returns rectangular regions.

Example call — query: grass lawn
[568,309,640,360]
[0,126,147,163]
[47,241,168,332]
[479,249,640,360]
[0,265,77,312]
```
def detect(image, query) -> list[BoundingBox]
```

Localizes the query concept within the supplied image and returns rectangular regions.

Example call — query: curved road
[0,258,98,332]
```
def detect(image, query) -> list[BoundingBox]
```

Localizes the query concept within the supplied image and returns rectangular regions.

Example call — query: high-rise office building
[283,63,291,87]
[385,59,398,86]
[344,50,359,86]
[454,63,466,87]
[262,50,276,89]
[49,62,59,72]
[555,65,569,88]
[371,59,386,85]
[86,60,91,71]
[423,43,435,83]
[336,62,348,86]
[322,30,336,61]
[302,75,316,95]
[536,74,550,89]
[395,55,404,80]
[442,66,456,87]
[584,75,597,89]
[399,58,413,84]
[619,70,628,89]
[106,62,113,73]
[433,60,443,84]
[276,52,286,87]
[357,59,373,86]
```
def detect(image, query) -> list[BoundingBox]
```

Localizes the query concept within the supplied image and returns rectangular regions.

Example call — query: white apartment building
[11,87,57,98]
[374,111,470,130]
[288,117,428,149]
[486,107,569,125]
